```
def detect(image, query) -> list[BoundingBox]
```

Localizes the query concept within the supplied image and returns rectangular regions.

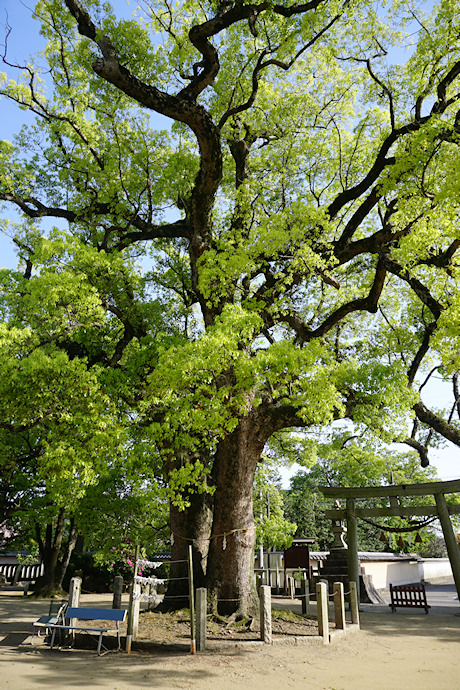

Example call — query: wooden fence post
[132,583,140,640]
[112,575,123,609]
[68,576,82,636]
[300,575,309,615]
[68,576,81,608]
[349,581,360,626]
[188,545,196,655]
[316,581,329,645]
[259,585,272,644]
[333,582,345,630]
[196,587,207,652]
[125,545,140,654]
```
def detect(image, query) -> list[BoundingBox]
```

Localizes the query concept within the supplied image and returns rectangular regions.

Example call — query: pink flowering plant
[106,542,145,580]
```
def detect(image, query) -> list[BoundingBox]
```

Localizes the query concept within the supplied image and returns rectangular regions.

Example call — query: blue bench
[48,607,127,655]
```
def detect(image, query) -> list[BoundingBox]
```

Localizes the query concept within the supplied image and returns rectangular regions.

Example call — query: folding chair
[32,600,68,644]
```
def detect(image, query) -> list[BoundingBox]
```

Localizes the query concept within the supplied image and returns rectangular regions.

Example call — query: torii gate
[321,478,460,601]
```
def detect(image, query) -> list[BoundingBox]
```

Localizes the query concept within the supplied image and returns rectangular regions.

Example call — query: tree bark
[206,413,267,615]
[161,488,213,611]
[33,512,78,597]
[414,401,460,447]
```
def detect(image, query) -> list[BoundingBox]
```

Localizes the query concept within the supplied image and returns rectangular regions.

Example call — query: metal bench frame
[389,583,431,614]
[32,601,68,644]
[47,607,127,655]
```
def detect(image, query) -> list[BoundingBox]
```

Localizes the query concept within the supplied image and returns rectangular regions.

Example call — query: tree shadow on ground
[0,639,250,689]
[360,609,460,646]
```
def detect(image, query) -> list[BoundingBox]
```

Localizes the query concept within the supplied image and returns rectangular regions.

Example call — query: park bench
[32,600,68,643]
[47,607,127,655]
[389,583,430,614]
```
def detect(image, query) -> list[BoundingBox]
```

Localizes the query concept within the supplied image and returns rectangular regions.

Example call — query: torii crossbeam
[320,479,460,603]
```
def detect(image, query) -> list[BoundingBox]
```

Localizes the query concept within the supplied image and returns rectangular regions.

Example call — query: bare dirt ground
[136,603,320,646]
[1,586,460,690]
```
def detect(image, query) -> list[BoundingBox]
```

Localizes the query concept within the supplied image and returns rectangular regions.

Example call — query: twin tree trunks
[32,511,78,597]
[166,415,269,615]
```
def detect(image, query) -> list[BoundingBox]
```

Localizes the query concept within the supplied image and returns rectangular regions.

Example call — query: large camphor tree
[1,0,460,611]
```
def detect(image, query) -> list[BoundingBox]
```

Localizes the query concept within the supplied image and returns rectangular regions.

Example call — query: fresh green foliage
[1,0,460,605]
[254,461,297,550]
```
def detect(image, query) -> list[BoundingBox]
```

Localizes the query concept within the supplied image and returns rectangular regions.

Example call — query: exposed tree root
[210,610,255,630]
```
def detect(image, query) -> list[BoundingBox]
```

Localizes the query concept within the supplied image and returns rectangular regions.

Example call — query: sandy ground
[1,586,460,690]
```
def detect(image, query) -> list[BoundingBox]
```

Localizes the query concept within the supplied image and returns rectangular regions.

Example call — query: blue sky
[0,0,168,270]
[1,0,459,483]
[1,1,43,269]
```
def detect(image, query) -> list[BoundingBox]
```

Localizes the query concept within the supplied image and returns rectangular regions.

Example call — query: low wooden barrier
[389,583,430,614]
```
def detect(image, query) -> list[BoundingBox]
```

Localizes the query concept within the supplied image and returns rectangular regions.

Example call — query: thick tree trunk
[206,415,266,615]
[161,488,213,611]
[32,511,78,597]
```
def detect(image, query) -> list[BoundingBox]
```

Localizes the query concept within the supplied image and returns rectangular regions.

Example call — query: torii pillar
[435,492,460,602]
[346,498,360,602]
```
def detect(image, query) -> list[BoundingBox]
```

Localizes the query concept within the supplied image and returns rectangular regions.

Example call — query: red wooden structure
[283,538,315,584]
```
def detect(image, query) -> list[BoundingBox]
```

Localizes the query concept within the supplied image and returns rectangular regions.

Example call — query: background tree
[0,332,121,594]
[254,462,297,554]
[77,466,170,562]
[1,0,460,613]
[283,436,447,552]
